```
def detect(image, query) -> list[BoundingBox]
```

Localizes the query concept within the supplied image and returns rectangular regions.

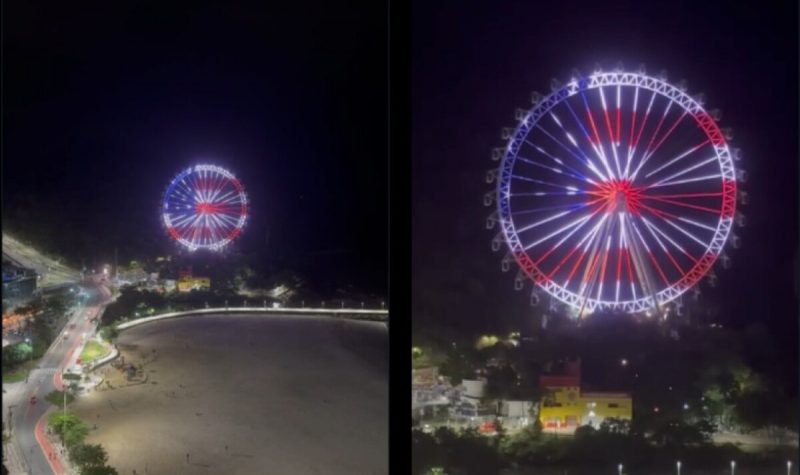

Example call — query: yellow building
[177,276,210,292]
[539,388,632,429]
[538,360,632,430]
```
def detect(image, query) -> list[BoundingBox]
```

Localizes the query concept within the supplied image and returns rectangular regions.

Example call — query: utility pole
[114,247,118,282]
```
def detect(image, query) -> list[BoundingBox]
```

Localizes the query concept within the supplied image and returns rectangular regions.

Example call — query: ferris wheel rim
[496,71,737,313]
[161,164,248,251]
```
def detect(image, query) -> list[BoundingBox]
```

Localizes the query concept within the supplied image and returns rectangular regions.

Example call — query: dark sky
[3,3,387,293]
[412,0,799,355]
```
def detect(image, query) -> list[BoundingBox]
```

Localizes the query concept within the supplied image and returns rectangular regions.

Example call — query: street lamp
[788,461,792,475]
[381,301,385,309]
[25,337,33,363]
[360,301,364,309]
[730,460,735,475]
[61,371,68,454]
[676,461,681,475]
[618,463,623,475]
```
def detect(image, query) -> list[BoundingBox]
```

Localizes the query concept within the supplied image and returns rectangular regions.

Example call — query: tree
[44,294,69,318]
[47,413,89,447]
[2,343,31,368]
[81,466,119,475]
[485,364,520,400]
[69,444,108,470]
[599,418,631,435]
[412,430,443,475]
[100,326,119,343]
[44,390,74,407]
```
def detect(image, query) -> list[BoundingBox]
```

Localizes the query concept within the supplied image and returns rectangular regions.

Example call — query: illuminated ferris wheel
[487,68,746,316]
[162,164,248,251]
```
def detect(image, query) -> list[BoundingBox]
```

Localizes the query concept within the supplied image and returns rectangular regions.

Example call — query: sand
[72,314,388,475]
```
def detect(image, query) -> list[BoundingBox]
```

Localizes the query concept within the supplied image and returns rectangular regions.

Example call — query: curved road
[4,283,110,475]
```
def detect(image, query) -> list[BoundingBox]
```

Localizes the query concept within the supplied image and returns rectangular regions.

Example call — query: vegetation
[99,326,119,343]
[69,444,109,473]
[413,423,796,475]
[1,358,38,383]
[417,314,797,437]
[47,412,89,447]
[100,287,256,328]
[79,340,109,364]
[2,293,78,381]
[47,412,118,475]
[80,466,118,475]
[45,390,76,407]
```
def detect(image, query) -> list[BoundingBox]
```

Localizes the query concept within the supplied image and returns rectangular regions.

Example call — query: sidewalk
[4,436,31,475]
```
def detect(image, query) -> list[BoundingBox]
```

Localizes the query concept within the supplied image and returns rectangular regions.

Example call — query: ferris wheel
[487,68,745,316]
[162,164,248,251]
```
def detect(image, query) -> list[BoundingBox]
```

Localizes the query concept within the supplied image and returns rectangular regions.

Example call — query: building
[177,276,211,292]
[175,267,210,292]
[2,262,38,308]
[538,359,632,430]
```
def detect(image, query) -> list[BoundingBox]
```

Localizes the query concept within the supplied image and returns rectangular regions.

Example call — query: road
[2,234,81,288]
[3,284,110,475]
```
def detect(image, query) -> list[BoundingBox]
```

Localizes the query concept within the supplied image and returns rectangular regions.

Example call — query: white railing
[115,306,389,331]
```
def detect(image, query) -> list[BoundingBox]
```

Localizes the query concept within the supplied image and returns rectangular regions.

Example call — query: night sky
[412,0,798,360]
[3,3,387,293]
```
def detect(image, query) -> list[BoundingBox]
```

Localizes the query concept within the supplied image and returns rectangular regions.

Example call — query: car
[29,396,37,405]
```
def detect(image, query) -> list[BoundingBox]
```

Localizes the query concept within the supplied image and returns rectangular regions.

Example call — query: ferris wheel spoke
[598,86,623,178]
[629,98,672,180]
[618,218,639,301]
[578,91,615,179]
[625,89,657,179]
[561,213,608,288]
[523,140,597,185]
[516,155,588,183]
[639,194,722,214]
[648,173,721,189]
[640,215,698,265]
[535,207,600,268]
[629,219,670,287]
[522,212,593,249]
[643,140,710,180]
[622,86,640,178]
[561,99,611,181]
[207,175,225,203]
[171,213,198,229]
[649,156,719,188]
[512,174,588,192]
[512,200,591,217]
[593,236,613,300]
[638,216,685,276]
[630,110,688,181]
[615,85,622,146]
[213,213,240,227]
[637,202,710,249]
[533,123,607,182]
